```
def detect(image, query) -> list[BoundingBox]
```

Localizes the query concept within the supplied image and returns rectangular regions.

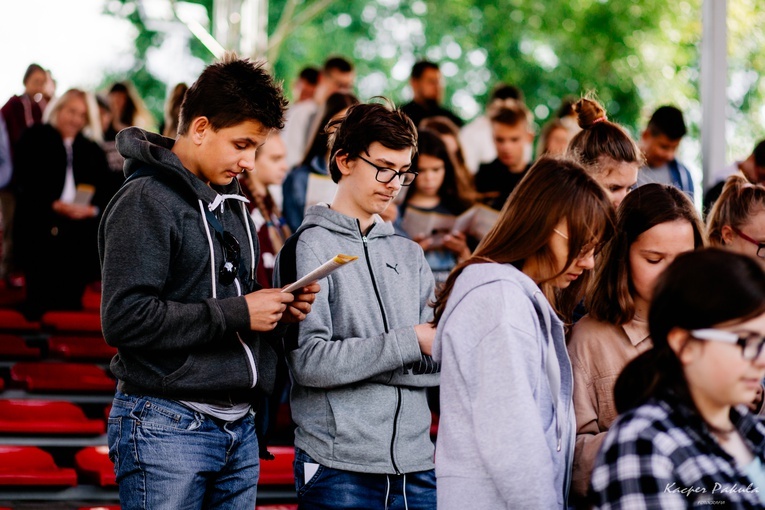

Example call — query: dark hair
[490,83,524,103]
[23,64,45,85]
[327,99,418,183]
[567,96,644,176]
[614,248,765,416]
[299,66,320,84]
[108,82,137,127]
[301,92,359,167]
[707,174,765,246]
[556,97,577,118]
[417,116,476,205]
[411,60,440,80]
[647,105,687,140]
[405,130,466,214]
[490,100,531,129]
[323,56,353,74]
[163,82,188,138]
[588,183,705,324]
[178,53,287,135]
[754,139,765,168]
[432,157,615,325]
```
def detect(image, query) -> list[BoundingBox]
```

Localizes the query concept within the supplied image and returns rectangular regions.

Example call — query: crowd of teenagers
[3,52,765,510]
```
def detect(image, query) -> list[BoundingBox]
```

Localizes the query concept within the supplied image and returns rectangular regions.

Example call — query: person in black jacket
[13,88,110,319]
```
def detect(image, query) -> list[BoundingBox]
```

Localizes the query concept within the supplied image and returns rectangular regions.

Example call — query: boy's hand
[245,288,295,331]
[414,323,436,356]
[280,282,320,324]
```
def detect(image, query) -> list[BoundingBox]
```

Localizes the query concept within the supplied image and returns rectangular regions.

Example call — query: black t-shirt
[475,159,531,210]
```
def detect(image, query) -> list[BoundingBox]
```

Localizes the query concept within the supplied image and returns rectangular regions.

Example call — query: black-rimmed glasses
[358,155,418,186]
[732,227,765,259]
[690,329,765,361]
[218,231,241,286]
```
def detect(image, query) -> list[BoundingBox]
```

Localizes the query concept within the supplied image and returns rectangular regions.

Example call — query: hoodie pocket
[161,343,252,393]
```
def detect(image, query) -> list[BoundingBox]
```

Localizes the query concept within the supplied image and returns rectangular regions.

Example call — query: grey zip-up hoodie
[273,204,439,474]
[99,127,278,404]
[433,262,575,509]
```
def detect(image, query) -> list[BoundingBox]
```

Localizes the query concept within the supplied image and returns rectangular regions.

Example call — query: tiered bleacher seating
[0,400,105,435]
[0,446,77,487]
[10,362,115,393]
[0,283,301,508]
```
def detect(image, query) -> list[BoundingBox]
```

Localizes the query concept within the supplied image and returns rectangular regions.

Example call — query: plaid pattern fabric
[589,395,765,509]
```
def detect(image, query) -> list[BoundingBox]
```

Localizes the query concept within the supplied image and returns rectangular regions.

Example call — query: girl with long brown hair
[432,156,614,509]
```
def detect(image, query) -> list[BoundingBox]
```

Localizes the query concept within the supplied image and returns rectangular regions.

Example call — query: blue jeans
[108,390,259,510]
[294,448,436,510]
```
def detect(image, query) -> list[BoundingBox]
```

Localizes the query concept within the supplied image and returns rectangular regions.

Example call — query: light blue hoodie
[433,262,575,509]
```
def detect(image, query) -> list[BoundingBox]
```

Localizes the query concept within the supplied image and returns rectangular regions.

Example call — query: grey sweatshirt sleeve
[287,241,424,389]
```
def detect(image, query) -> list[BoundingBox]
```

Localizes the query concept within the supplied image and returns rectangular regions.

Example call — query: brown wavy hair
[587,183,706,325]
[431,156,615,325]
[566,95,643,177]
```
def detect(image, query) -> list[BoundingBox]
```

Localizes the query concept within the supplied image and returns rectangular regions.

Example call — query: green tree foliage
[106,0,764,163]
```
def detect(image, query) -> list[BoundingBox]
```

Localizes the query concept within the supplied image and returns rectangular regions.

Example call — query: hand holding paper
[281,254,358,293]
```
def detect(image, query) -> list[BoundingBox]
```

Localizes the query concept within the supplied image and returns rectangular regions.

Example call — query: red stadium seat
[0,309,40,331]
[41,311,101,332]
[81,283,102,311]
[258,446,295,486]
[48,335,116,361]
[0,445,77,486]
[77,506,120,510]
[74,446,116,487]
[0,400,105,435]
[10,362,115,393]
[0,334,41,359]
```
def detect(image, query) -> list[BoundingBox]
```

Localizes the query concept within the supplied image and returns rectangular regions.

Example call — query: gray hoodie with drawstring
[274,204,439,474]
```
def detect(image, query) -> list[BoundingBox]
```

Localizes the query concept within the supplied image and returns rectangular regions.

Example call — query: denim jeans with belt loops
[108,390,260,510]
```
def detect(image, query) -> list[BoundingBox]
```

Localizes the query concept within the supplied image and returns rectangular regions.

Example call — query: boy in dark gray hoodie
[274,101,439,509]
[98,55,318,510]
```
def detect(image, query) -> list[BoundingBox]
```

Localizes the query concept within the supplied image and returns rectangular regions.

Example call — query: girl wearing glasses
[707,174,765,265]
[431,157,614,509]
[566,183,705,502]
[590,248,765,508]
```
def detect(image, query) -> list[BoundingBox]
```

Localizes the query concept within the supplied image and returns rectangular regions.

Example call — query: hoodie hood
[302,203,394,241]
[117,127,243,207]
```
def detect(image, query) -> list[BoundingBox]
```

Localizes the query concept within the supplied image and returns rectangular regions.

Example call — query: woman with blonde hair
[13,88,110,318]
[567,96,643,208]
[432,156,614,509]
[707,174,765,267]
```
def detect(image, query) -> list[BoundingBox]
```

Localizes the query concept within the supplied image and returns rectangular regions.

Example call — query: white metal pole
[701,0,728,191]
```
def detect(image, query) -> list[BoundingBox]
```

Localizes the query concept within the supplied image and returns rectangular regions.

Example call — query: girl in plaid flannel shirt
[590,249,765,509]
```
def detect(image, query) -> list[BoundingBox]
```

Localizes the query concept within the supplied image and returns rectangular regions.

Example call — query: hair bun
[574,97,607,130]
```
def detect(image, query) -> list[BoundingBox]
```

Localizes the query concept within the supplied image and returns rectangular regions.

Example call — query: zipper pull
[362,235,368,244]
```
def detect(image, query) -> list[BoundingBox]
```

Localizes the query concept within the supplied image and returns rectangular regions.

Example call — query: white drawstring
[384,474,390,510]
[198,199,217,298]
[240,201,256,281]
[403,473,408,510]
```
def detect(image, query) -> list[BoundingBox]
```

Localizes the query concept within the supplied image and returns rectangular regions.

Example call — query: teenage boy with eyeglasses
[274,101,440,509]
[98,54,319,510]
